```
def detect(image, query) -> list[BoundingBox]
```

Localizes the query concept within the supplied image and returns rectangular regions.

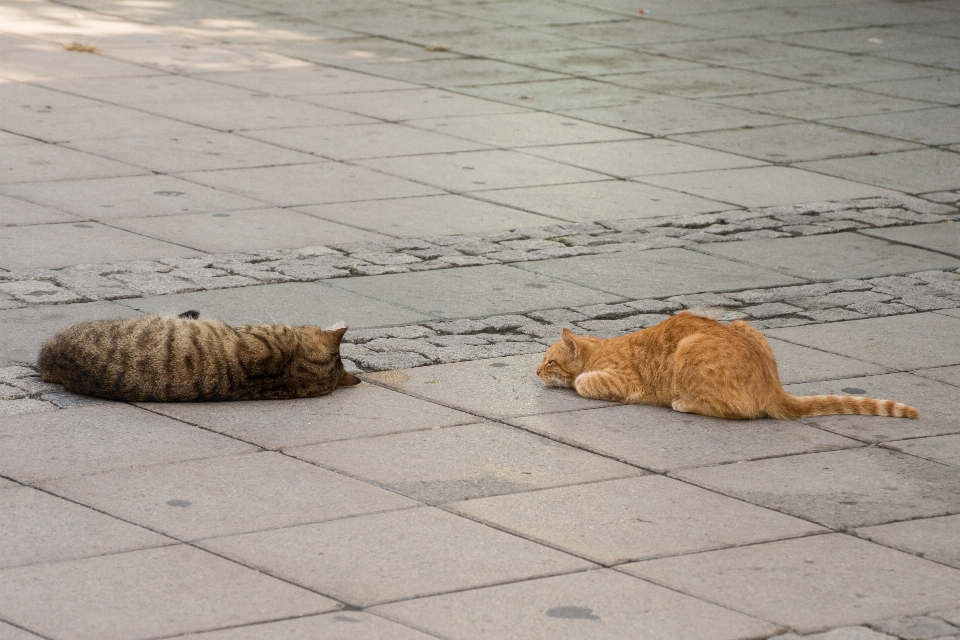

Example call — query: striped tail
[769,392,919,420]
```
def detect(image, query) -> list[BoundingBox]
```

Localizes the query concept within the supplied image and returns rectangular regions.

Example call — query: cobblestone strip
[0,195,956,309]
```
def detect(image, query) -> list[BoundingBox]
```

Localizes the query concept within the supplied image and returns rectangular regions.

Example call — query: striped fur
[38,314,360,402]
[536,312,918,421]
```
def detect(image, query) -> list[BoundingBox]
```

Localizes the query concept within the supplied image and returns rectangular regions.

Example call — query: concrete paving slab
[541,20,720,46]
[356,149,607,192]
[347,58,567,88]
[245,122,490,159]
[41,74,270,105]
[111,208,386,253]
[914,364,960,387]
[67,132,318,173]
[523,138,764,178]
[500,47,702,76]
[766,337,890,384]
[0,544,337,640]
[767,313,960,369]
[606,66,815,98]
[272,36,462,68]
[675,447,960,528]
[307,87,523,121]
[516,248,804,299]
[713,86,937,120]
[178,162,442,207]
[298,194,557,237]
[200,507,594,607]
[856,514,960,569]
[826,107,960,146]
[368,353,613,419]
[769,25,960,54]
[0,621,43,640]
[663,6,855,35]
[511,404,859,473]
[406,112,643,149]
[0,175,267,220]
[0,485,172,569]
[624,534,960,633]
[329,265,622,319]
[0,44,165,82]
[117,282,433,329]
[671,123,920,163]
[741,55,939,85]
[698,232,960,281]
[0,404,256,482]
[860,222,960,258]
[140,383,478,449]
[373,569,779,640]
[197,66,419,96]
[641,36,839,64]
[0,194,82,227]
[289,422,641,505]
[638,166,897,207]
[799,149,960,198]
[441,1,622,27]
[177,612,438,640]
[41,451,418,540]
[450,475,824,565]
[477,180,730,222]
[561,97,793,136]
[878,44,960,72]
[0,143,146,185]
[851,75,960,106]
[459,78,657,111]
[883,433,960,468]
[0,301,141,364]
[785,373,960,443]
[0,221,201,271]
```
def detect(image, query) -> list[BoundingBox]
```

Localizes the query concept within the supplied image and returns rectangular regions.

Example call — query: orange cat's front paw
[574,371,625,401]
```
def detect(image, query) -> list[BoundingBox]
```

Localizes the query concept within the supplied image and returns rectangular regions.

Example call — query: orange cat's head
[536,328,587,388]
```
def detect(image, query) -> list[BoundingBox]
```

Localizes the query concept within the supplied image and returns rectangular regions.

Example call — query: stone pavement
[2,0,960,637]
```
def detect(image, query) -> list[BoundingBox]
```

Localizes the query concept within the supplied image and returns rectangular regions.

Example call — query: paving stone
[798,149,960,195]
[863,223,960,259]
[675,447,960,529]
[0,398,57,417]
[0,545,337,640]
[0,485,171,569]
[776,629,896,640]
[511,404,858,473]
[0,143,147,185]
[372,569,778,640]
[177,612,438,640]
[624,534,960,633]
[201,507,594,607]
[914,365,960,387]
[289,422,639,505]
[884,433,960,468]
[871,616,960,639]
[764,337,889,384]
[0,404,255,483]
[0,621,44,640]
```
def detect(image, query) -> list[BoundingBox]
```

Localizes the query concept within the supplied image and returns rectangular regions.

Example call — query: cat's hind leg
[574,370,633,402]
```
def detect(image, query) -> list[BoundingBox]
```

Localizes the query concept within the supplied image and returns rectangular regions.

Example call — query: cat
[37,310,361,402]
[537,312,918,420]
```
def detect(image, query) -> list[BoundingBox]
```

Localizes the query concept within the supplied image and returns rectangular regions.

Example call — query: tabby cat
[38,311,361,402]
[537,312,918,420]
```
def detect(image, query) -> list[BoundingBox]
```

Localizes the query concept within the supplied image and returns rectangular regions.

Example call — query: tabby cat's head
[536,328,586,388]
[307,326,361,388]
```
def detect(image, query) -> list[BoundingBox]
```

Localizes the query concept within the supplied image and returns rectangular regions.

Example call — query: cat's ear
[561,328,579,357]
[327,326,348,344]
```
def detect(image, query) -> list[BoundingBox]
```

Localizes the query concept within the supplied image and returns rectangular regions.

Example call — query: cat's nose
[339,371,362,386]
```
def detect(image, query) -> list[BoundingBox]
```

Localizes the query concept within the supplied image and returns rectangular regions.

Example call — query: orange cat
[537,312,918,420]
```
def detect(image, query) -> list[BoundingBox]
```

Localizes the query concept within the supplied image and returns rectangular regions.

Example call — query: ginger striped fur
[38,311,360,402]
[536,312,918,420]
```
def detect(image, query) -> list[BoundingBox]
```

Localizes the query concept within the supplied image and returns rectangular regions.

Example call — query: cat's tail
[769,391,918,419]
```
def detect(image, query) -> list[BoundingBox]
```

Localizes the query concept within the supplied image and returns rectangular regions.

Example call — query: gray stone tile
[861,223,960,259]
[663,7,855,36]
[118,282,433,329]
[41,451,417,540]
[178,612,438,640]
[478,180,730,222]
[0,143,146,185]
[700,232,960,281]
[0,194,82,227]
[856,514,960,570]
[672,123,920,163]
[516,248,804,299]
[770,25,960,54]
[200,507,594,607]
[850,75,960,106]
[41,74,274,105]
[111,208,386,253]
[878,44,960,72]
[915,365,960,387]
[871,615,960,640]
[511,404,859,473]
[643,36,840,64]
[196,66,418,96]
[450,475,824,565]
[307,87,523,121]
[742,55,940,86]
[624,534,960,633]
[139,96,375,131]
[639,166,897,207]
[884,433,960,468]
[784,373,960,443]
[298,194,556,237]
[459,78,657,111]
[0,42,165,82]
[356,149,608,192]
[356,58,567,88]
[0,545,337,640]
[289,422,640,505]
[561,97,793,136]
[675,447,960,528]
[140,382,478,448]
[441,1,621,27]
[0,221,201,271]
[767,313,960,369]
[272,35,462,68]
[0,621,44,640]
[0,485,172,569]
[406,112,642,148]
[766,337,890,384]
[367,353,613,419]
[542,20,721,46]
[523,138,765,177]
[392,25,592,58]
[0,175,267,220]
[0,404,256,483]
[713,86,937,120]
[826,107,960,146]
[179,161,442,207]
[329,265,622,319]
[606,66,814,98]
[373,569,778,640]
[0,301,142,364]
[499,46,702,76]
